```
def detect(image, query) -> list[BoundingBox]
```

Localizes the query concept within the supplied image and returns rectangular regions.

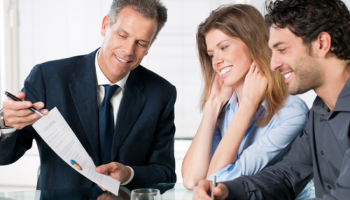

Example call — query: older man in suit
[0,0,176,189]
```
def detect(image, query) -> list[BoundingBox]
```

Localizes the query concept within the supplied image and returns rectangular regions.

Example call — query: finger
[193,186,212,200]
[39,109,49,115]
[247,62,256,76]
[3,100,34,111]
[213,183,229,199]
[96,162,119,174]
[193,180,212,199]
[98,185,107,191]
[15,92,26,100]
[4,112,43,129]
[32,102,45,110]
[30,103,49,115]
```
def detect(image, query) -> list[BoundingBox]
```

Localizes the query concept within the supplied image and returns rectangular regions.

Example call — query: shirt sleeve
[0,128,16,141]
[210,96,309,182]
[222,112,314,200]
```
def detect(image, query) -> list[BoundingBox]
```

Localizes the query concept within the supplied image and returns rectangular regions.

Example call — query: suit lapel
[69,49,100,161]
[111,68,147,159]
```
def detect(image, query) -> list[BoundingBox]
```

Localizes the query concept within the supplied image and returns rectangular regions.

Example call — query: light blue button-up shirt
[208,92,315,199]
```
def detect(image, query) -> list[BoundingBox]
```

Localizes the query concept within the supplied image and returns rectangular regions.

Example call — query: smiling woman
[181,4,315,199]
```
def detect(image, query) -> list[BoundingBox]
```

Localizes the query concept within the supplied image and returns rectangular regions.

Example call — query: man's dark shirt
[223,77,350,200]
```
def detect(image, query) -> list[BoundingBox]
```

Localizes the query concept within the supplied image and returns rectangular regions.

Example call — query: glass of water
[130,188,161,200]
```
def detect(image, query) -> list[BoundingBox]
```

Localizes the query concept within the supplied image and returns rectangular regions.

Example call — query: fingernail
[26,103,31,107]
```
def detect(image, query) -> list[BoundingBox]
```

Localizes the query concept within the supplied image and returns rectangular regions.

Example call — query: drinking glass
[130,188,161,200]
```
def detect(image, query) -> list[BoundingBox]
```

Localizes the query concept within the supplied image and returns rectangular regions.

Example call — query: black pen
[5,91,44,117]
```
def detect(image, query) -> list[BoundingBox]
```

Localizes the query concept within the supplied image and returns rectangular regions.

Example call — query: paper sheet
[33,107,120,195]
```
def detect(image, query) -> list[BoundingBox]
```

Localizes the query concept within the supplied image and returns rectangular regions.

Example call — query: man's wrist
[121,166,134,185]
[0,109,8,129]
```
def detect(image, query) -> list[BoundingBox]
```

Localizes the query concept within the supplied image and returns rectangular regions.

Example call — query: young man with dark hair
[192,0,350,199]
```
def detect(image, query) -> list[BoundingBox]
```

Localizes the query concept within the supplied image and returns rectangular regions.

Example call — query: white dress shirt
[95,49,134,185]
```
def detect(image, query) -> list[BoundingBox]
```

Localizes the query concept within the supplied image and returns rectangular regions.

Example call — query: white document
[33,107,120,195]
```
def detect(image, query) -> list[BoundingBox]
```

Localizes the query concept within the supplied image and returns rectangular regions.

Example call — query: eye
[119,34,126,38]
[277,48,285,53]
[138,42,147,48]
[208,53,214,59]
[221,46,228,51]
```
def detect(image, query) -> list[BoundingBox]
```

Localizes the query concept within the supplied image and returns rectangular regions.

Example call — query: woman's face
[205,29,252,87]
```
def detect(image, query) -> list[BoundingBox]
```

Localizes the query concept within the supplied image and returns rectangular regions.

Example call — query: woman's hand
[241,62,268,108]
[209,73,235,107]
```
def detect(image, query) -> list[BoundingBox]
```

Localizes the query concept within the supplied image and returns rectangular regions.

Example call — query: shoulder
[36,53,91,72]
[268,95,309,126]
[282,95,309,115]
[27,50,96,82]
[131,66,176,92]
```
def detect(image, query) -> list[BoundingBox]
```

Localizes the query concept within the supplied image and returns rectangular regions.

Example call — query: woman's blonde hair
[197,4,288,126]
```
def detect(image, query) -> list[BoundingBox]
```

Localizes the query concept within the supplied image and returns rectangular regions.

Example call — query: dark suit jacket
[0,49,177,189]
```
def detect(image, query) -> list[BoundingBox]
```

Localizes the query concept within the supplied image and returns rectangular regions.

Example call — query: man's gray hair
[108,0,167,43]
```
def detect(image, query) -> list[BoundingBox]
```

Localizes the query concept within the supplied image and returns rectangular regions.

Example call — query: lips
[220,66,233,76]
[284,72,291,79]
[115,55,131,63]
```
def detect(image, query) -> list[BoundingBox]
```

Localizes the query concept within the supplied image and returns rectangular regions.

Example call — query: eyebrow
[272,42,285,48]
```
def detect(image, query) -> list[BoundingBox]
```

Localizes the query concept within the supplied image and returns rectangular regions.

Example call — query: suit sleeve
[0,65,45,165]
[128,85,177,186]
[222,117,314,200]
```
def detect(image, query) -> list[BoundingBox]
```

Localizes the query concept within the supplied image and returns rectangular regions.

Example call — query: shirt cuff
[121,166,134,185]
[0,128,16,141]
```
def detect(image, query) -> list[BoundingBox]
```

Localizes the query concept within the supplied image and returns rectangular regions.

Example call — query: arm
[221,122,314,200]
[0,65,48,165]
[207,63,268,177]
[182,74,234,189]
[208,96,308,181]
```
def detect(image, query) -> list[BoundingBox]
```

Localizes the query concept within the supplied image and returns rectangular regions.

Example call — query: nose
[270,53,283,71]
[212,53,223,68]
[122,39,135,56]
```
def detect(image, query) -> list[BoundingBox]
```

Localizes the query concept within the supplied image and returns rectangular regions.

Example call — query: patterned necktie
[99,85,119,165]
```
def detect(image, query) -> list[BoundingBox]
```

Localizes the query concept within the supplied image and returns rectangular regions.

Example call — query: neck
[315,59,350,110]
[234,82,244,106]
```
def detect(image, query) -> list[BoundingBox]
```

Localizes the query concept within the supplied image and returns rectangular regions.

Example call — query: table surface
[0,183,194,200]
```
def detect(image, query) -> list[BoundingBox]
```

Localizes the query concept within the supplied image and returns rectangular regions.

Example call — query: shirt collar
[94,49,129,89]
[313,76,350,114]
[226,91,267,111]
[333,76,350,112]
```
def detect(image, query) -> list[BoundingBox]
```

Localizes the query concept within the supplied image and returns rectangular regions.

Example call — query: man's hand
[192,180,229,200]
[97,187,130,200]
[2,92,48,129]
[96,162,131,190]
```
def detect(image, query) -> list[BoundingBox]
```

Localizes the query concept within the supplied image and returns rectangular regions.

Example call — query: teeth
[116,56,128,63]
[220,67,233,76]
[284,72,291,79]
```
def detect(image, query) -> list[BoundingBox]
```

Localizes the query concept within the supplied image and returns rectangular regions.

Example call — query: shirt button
[320,151,324,155]
[327,185,332,190]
